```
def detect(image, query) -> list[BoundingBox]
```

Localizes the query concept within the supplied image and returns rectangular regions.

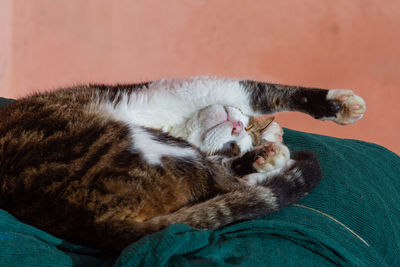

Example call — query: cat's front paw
[327,90,366,125]
[253,142,290,173]
[261,121,283,143]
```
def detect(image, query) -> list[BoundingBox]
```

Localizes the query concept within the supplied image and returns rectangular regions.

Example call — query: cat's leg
[256,151,322,207]
[101,77,365,129]
[126,152,321,240]
[105,77,256,129]
[94,150,321,252]
[101,182,294,252]
[240,80,366,125]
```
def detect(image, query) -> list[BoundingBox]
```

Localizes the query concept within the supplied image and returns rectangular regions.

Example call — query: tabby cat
[0,77,366,253]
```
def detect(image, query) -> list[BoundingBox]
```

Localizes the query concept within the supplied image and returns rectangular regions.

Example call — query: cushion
[1,97,399,266]
[0,97,15,107]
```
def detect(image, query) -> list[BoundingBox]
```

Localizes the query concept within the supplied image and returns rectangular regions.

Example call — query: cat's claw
[253,142,290,173]
[327,89,366,125]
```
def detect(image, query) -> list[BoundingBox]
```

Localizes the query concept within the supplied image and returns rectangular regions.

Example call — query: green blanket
[1,97,399,266]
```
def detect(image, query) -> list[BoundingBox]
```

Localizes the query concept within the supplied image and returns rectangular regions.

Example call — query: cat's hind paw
[326,89,366,125]
[252,142,290,173]
[230,142,290,177]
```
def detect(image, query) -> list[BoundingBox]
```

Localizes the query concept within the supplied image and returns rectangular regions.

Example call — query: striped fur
[0,77,365,252]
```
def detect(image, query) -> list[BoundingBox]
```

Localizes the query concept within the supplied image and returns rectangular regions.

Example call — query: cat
[0,77,366,253]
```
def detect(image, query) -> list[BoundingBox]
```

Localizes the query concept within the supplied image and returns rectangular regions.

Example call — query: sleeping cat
[0,77,366,253]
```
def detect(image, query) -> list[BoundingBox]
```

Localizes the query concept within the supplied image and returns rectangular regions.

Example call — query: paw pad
[327,89,366,125]
[253,142,290,173]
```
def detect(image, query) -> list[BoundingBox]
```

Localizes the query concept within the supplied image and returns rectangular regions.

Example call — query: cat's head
[177,104,272,157]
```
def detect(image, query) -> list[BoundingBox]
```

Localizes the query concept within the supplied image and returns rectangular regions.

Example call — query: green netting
[1,97,399,266]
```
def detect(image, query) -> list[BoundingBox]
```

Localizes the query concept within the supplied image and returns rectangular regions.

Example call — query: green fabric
[0,97,399,266]
[0,210,113,267]
[0,97,16,107]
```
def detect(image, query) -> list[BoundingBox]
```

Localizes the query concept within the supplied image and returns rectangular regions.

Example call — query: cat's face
[185,105,253,156]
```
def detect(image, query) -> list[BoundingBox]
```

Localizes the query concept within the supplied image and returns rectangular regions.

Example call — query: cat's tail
[110,151,321,252]
[152,150,321,226]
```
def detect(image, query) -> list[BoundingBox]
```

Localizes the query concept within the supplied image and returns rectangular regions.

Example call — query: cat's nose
[231,121,243,136]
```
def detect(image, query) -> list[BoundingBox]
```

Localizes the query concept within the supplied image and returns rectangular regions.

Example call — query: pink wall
[1,0,399,154]
[0,0,12,93]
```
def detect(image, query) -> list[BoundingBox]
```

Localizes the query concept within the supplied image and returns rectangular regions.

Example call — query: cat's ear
[246,116,275,133]
[257,116,275,133]
[246,116,275,146]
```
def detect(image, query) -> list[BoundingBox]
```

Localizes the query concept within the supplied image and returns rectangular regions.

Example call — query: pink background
[1,0,399,154]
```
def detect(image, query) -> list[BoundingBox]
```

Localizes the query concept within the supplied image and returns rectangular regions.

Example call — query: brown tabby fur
[246,116,275,146]
[0,80,328,253]
[0,87,243,251]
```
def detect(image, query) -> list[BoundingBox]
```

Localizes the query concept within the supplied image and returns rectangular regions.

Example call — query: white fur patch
[286,168,304,184]
[256,187,278,210]
[170,104,253,155]
[130,126,198,165]
[96,77,253,131]
[261,122,283,143]
[244,171,280,186]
